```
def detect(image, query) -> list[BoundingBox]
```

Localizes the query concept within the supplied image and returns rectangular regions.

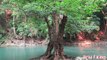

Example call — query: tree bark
[41,14,67,60]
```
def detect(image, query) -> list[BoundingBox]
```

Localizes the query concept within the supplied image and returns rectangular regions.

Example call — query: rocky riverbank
[0,39,106,47]
[0,39,49,47]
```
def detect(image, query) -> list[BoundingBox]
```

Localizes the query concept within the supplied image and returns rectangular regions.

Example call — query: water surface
[0,44,107,60]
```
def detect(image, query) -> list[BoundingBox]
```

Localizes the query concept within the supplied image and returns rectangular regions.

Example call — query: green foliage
[34,18,48,38]
[16,20,38,37]
[0,34,2,39]
[0,0,107,39]
[21,0,103,35]
[65,15,100,34]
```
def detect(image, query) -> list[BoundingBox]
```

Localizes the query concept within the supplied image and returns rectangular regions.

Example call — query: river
[0,43,107,60]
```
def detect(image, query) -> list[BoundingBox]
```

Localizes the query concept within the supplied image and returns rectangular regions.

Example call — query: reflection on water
[0,41,107,60]
[64,41,107,57]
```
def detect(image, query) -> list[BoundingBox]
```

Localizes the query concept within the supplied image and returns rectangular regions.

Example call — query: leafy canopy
[0,0,106,38]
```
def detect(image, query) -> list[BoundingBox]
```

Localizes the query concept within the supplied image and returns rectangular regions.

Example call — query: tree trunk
[40,15,68,60]
[41,33,65,60]
[53,35,64,60]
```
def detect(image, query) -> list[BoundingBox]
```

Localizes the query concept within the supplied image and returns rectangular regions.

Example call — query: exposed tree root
[30,54,72,60]
[30,42,73,60]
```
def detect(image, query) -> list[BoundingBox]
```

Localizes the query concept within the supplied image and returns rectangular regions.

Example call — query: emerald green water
[0,46,46,60]
[0,45,107,60]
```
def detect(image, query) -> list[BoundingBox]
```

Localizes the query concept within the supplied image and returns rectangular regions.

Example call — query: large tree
[22,0,101,60]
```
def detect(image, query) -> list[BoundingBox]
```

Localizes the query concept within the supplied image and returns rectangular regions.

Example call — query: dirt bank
[0,39,49,47]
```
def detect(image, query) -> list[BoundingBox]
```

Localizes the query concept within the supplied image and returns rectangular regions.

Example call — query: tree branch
[59,15,67,34]
[44,17,51,29]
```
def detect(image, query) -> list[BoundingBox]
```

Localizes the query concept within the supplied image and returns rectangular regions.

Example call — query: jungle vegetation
[0,0,107,60]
